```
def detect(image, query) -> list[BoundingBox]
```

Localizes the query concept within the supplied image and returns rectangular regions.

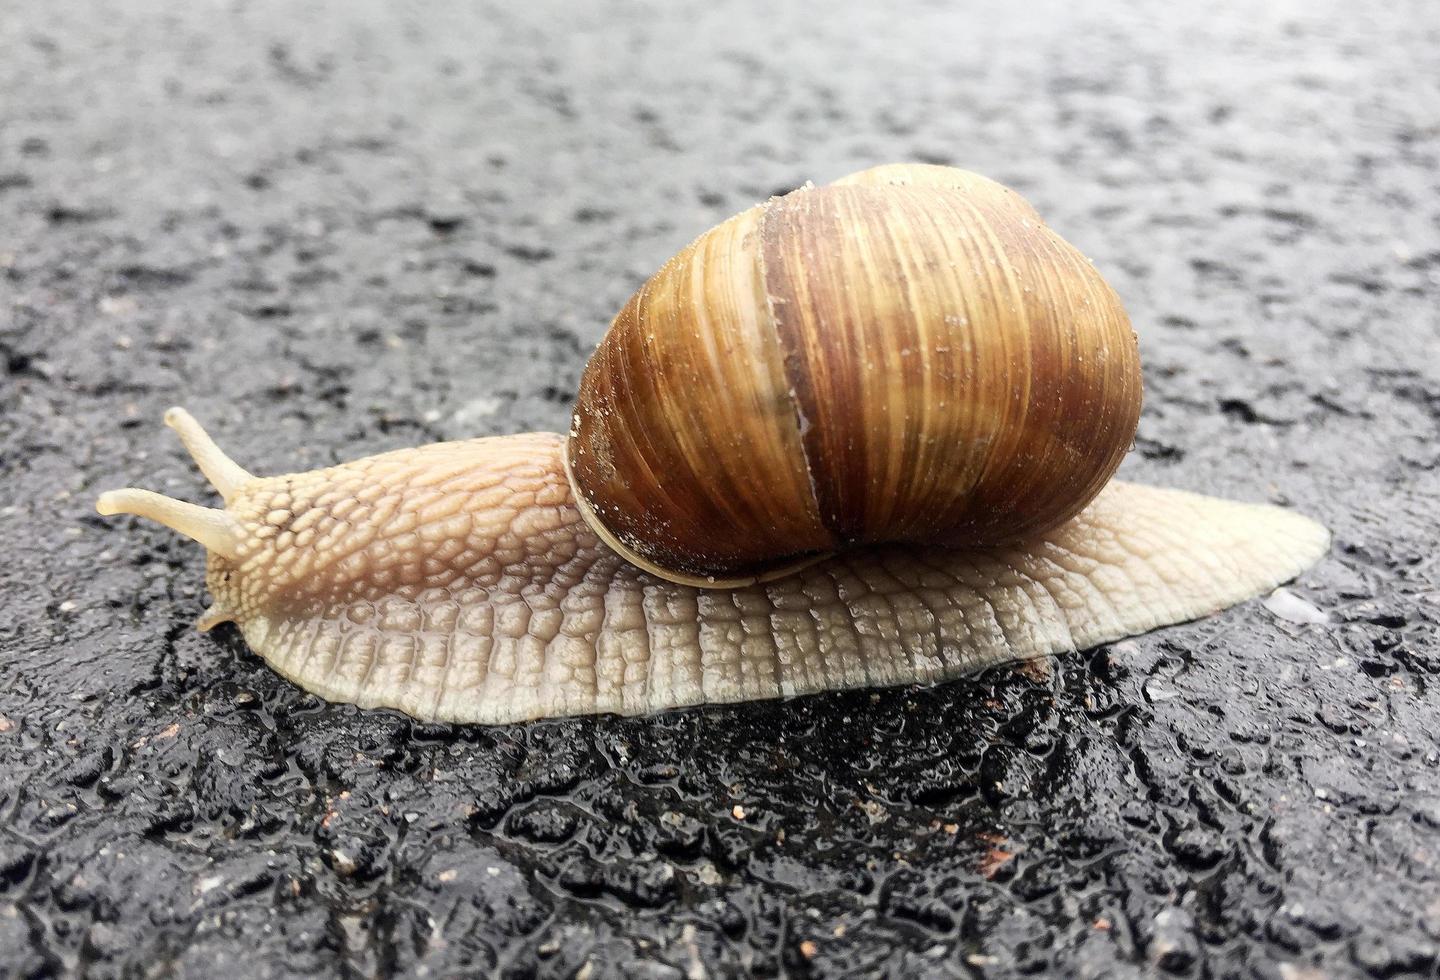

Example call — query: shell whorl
[565,164,1143,586]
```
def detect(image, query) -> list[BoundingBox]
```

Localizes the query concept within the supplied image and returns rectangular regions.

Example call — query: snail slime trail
[97,164,1330,725]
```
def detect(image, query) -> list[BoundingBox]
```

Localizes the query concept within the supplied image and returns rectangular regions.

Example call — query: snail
[96,164,1329,726]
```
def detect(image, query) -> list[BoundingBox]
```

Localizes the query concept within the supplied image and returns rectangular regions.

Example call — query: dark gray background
[2,1,1438,976]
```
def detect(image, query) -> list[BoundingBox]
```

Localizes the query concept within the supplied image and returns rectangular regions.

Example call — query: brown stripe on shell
[760,168,1140,548]
[567,206,834,583]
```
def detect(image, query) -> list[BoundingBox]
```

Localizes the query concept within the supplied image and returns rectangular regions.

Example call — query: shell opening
[561,437,828,588]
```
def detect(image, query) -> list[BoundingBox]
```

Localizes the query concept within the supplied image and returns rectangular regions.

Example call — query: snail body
[97,165,1329,725]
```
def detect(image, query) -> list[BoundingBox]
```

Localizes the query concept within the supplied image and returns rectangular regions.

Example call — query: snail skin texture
[97,164,1330,726]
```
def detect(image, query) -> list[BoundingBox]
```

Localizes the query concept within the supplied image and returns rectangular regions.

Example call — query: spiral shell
[565,163,1142,586]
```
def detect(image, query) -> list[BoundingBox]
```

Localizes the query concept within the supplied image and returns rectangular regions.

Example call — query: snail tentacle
[96,411,252,561]
[96,488,244,561]
[162,406,254,503]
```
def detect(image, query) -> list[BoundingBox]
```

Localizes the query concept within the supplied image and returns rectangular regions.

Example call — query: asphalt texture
[2,2,1438,977]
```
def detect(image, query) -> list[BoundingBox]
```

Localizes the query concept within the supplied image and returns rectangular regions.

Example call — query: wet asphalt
[1,1,1438,976]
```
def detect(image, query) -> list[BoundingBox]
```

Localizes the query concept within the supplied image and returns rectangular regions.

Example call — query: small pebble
[1263,588,1331,625]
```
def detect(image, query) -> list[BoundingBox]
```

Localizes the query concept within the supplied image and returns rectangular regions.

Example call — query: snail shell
[566,164,1142,586]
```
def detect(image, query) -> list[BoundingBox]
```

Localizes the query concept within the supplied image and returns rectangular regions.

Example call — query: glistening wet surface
[2,1,1438,976]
